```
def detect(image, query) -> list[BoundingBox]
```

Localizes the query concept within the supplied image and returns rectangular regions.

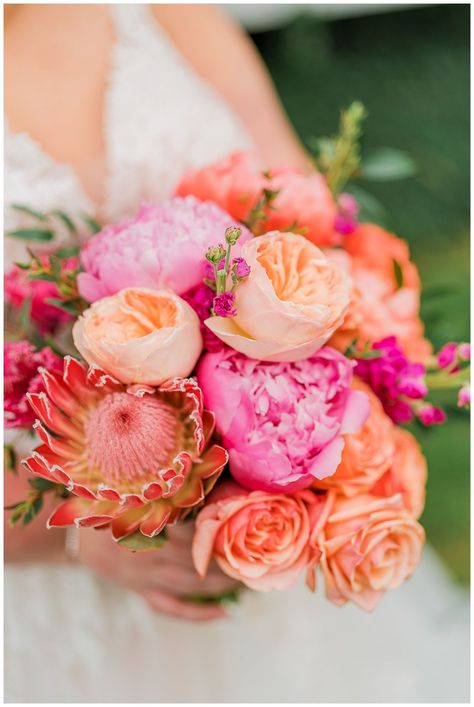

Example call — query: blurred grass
[253,4,470,584]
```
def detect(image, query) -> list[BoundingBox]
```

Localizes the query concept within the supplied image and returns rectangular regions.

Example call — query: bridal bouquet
[5,104,469,611]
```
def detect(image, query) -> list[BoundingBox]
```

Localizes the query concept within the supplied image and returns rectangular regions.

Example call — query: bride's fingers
[151,563,238,595]
[142,588,227,621]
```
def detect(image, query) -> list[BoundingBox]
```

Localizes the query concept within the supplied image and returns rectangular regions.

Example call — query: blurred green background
[253,4,470,584]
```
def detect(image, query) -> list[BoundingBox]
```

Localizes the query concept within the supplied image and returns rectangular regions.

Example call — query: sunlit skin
[4,3,312,620]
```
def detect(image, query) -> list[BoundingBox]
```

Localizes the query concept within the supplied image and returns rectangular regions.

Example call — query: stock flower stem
[424,367,470,390]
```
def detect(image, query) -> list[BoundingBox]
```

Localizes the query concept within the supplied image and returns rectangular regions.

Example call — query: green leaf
[14,260,33,270]
[22,496,43,526]
[49,255,62,280]
[345,183,388,225]
[44,297,83,315]
[360,147,417,181]
[10,203,47,221]
[118,529,168,551]
[81,213,102,234]
[393,259,404,289]
[4,445,17,474]
[28,478,57,492]
[28,272,57,282]
[186,587,243,606]
[8,228,54,242]
[20,296,32,334]
[54,245,80,259]
[50,210,77,234]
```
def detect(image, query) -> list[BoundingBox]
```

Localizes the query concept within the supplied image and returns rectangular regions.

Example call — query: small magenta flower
[437,341,471,371]
[232,257,251,280]
[458,385,470,408]
[335,193,359,236]
[397,363,428,399]
[458,343,471,361]
[213,291,237,318]
[417,403,447,426]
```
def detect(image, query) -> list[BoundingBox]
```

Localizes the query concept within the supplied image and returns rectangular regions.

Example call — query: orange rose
[314,380,395,497]
[315,493,425,611]
[192,481,326,591]
[328,224,431,362]
[372,427,427,518]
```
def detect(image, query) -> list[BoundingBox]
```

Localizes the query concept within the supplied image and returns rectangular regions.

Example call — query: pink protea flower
[22,357,228,540]
[5,263,73,335]
[4,341,63,429]
[197,347,370,493]
[77,196,251,302]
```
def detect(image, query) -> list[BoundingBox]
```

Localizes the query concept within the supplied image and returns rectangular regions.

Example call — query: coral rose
[176,151,338,247]
[314,380,396,497]
[197,347,370,492]
[372,428,427,518]
[329,224,431,362]
[73,288,202,385]
[205,231,350,362]
[192,480,326,591]
[257,169,338,247]
[77,197,251,302]
[316,493,425,610]
[176,151,265,222]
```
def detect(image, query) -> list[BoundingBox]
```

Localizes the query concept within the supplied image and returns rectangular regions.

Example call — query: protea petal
[22,359,228,542]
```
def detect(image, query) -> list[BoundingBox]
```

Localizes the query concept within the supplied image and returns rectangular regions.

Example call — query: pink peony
[77,197,251,302]
[5,263,73,335]
[4,341,63,428]
[197,347,370,492]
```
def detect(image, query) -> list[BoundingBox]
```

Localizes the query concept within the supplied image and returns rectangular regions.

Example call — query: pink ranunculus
[192,480,327,591]
[315,492,425,611]
[176,151,265,222]
[205,231,351,362]
[197,347,370,492]
[4,341,63,428]
[77,197,251,302]
[5,261,75,335]
[73,288,202,386]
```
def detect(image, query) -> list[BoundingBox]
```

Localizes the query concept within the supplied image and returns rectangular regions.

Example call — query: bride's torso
[5,3,250,265]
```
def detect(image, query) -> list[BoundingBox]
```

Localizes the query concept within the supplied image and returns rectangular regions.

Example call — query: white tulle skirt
[4,545,469,703]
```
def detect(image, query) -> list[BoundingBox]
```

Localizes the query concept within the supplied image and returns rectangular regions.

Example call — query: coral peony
[4,341,63,429]
[73,288,202,385]
[315,492,425,610]
[77,196,251,302]
[314,380,395,497]
[197,347,369,492]
[329,224,431,362]
[192,480,326,590]
[5,262,74,335]
[22,358,227,539]
[372,427,427,519]
[205,231,350,362]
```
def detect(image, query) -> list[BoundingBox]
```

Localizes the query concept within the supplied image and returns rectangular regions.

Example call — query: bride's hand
[78,521,240,621]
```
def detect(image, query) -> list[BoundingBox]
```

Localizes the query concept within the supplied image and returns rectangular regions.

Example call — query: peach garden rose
[73,287,202,385]
[192,481,327,591]
[316,493,425,611]
[205,231,350,362]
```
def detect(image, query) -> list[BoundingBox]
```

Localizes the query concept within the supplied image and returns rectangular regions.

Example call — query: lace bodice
[5,4,251,265]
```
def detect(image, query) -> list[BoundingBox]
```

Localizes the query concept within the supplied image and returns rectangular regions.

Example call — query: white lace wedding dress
[4,5,469,703]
